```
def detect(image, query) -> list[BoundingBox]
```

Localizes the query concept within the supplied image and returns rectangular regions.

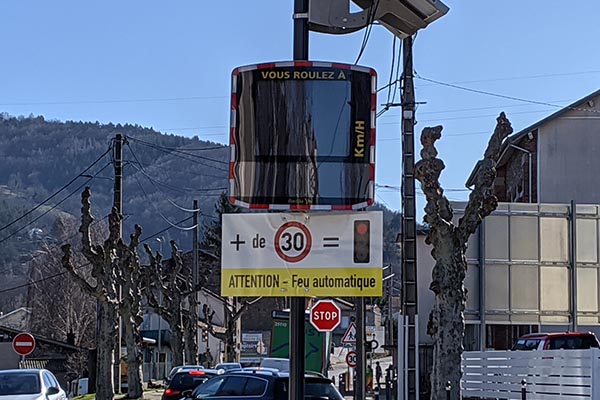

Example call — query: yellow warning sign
[221,268,382,297]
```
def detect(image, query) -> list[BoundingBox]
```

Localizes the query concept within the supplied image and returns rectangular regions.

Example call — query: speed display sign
[221,211,382,297]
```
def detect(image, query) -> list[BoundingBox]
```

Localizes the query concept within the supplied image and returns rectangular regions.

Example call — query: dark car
[161,369,220,400]
[164,365,205,386]
[180,370,343,400]
[512,332,600,350]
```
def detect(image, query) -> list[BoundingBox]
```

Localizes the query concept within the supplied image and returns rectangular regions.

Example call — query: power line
[354,0,380,64]
[0,146,112,234]
[0,215,198,295]
[414,73,600,114]
[126,136,229,172]
[0,162,113,245]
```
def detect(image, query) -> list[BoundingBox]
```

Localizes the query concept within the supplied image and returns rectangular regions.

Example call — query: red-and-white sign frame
[229,60,377,210]
[12,332,35,356]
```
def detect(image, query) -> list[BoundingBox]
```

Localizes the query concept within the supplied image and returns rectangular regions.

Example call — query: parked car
[512,332,600,350]
[180,370,343,400]
[164,365,205,385]
[215,362,242,372]
[259,357,290,372]
[0,369,67,400]
[161,369,220,400]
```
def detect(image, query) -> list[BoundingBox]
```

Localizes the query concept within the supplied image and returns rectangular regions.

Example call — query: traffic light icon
[353,220,370,263]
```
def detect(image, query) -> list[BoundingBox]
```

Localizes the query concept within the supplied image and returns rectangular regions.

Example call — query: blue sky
[1,1,599,213]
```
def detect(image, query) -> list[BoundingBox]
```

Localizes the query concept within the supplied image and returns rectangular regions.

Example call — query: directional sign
[346,350,357,368]
[221,211,383,297]
[310,300,341,332]
[12,332,35,356]
[341,322,357,345]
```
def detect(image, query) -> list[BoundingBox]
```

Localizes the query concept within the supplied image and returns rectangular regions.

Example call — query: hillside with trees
[0,113,229,312]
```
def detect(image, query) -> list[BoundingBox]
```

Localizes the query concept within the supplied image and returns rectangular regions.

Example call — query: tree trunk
[184,315,199,365]
[123,310,144,399]
[96,300,117,400]
[171,326,185,367]
[414,114,512,400]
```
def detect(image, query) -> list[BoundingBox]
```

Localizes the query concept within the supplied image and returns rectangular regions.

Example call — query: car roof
[222,370,331,381]
[519,332,597,339]
[0,369,44,374]
[173,368,221,375]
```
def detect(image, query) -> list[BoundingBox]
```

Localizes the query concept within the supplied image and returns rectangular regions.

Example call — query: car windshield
[169,372,214,390]
[0,372,41,395]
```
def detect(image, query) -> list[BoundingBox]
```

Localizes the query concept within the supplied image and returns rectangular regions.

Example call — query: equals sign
[323,237,339,248]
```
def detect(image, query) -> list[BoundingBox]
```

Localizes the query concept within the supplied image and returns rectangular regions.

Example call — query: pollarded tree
[414,113,512,400]
[143,240,195,367]
[61,188,119,400]
[115,224,144,399]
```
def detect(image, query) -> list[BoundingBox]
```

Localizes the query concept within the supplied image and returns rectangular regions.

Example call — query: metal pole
[193,199,200,364]
[356,298,366,400]
[401,35,418,400]
[113,133,123,393]
[479,220,486,351]
[290,1,308,400]
[521,379,527,400]
[570,200,578,332]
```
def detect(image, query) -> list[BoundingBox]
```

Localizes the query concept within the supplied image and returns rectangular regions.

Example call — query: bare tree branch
[457,112,512,244]
[61,244,96,297]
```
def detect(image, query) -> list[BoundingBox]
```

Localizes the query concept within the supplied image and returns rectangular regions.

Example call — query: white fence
[461,349,600,399]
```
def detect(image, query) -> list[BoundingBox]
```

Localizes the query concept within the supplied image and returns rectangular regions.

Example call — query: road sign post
[310,300,341,332]
[12,332,35,356]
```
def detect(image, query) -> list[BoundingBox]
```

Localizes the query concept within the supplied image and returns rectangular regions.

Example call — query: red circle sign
[310,300,341,332]
[346,350,357,368]
[13,332,35,356]
[274,221,312,263]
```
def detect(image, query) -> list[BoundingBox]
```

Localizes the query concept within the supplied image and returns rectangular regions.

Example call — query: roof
[0,325,84,352]
[465,88,600,187]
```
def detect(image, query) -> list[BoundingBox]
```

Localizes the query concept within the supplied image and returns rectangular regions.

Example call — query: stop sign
[13,332,35,356]
[310,300,341,332]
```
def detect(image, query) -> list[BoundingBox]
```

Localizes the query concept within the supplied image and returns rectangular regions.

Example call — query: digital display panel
[230,62,376,209]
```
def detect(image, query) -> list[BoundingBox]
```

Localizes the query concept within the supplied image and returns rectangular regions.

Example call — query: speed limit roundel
[274,221,312,263]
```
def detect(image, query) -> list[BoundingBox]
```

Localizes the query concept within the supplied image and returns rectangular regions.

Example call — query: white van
[259,357,290,372]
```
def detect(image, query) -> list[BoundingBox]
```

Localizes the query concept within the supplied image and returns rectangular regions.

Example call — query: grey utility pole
[401,35,418,400]
[290,1,309,400]
[193,199,200,363]
[113,133,123,393]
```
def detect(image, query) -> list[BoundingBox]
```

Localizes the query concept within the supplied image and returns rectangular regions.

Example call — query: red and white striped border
[229,61,376,211]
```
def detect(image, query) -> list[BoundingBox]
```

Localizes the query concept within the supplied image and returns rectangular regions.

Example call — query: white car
[0,369,66,400]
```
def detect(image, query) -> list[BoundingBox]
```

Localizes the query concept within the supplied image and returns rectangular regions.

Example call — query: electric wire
[0,146,112,234]
[354,0,380,65]
[0,215,194,295]
[126,136,228,169]
[129,166,199,231]
[414,73,600,114]
[126,159,227,196]
[0,161,113,245]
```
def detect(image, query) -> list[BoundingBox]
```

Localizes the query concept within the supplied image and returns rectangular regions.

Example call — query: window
[243,377,267,396]
[42,372,54,389]
[194,376,225,397]
[216,376,247,396]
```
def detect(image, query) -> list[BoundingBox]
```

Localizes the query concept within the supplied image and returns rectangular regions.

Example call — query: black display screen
[231,64,375,207]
